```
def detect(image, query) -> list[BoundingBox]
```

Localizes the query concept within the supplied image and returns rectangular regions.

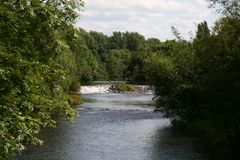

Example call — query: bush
[111,83,136,92]
[69,81,81,92]
[68,93,82,106]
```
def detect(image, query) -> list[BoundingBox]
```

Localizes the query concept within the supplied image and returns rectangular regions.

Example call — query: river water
[14,85,209,160]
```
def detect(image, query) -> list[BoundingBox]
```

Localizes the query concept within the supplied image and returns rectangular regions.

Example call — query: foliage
[74,30,148,83]
[109,31,127,49]
[110,83,136,92]
[145,14,240,158]
[68,93,82,106]
[0,0,83,158]
[71,29,108,84]
[127,50,148,84]
[69,80,81,92]
[105,49,130,80]
[208,0,240,17]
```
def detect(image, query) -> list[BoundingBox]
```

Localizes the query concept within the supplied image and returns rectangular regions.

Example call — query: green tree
[195,21,210,40]
[124,32,145,52]
[208,0,240,17]
[0,0,83,158]
[145,38,161,52]
[89,31,109,61]
[127,49,151,84]
[105,49,130,80]
[70,29,108,84]
[109,31,127,49]
[146,17,240,158]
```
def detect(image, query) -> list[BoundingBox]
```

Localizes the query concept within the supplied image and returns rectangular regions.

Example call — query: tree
[208,0,240,17]
[146,17,240,158]
[195,21,210,40]
[171,26,182,40]
[105,49,130,80]
[0,0,83,158]
[89,31,109,61]
[124,32,145,52]
[145,38,161,52]
[109,31,127,49]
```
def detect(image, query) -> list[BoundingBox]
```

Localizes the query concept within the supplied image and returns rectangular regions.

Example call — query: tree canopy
[0,0,84,159]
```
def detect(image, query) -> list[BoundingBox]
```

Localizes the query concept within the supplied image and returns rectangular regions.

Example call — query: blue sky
[76,0,219,40]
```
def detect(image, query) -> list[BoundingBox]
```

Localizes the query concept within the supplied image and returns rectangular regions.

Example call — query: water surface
[14,91,208,160]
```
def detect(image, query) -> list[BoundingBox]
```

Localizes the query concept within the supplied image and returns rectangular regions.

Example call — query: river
[13,84,209,160]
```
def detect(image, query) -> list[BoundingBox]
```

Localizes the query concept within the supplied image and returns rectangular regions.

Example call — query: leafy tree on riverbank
[145,1,240,158]
[0,0,83,159]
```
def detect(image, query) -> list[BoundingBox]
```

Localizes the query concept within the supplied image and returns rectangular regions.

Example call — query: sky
[76,0,219,41]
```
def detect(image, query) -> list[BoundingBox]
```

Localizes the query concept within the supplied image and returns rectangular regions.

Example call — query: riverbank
[68,93,83,106]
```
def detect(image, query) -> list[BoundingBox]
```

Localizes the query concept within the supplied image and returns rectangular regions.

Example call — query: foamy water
[80,85,153,94]
[80,85,111,94]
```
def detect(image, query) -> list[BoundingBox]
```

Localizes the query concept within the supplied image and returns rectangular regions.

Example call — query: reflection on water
[13,92,209,160]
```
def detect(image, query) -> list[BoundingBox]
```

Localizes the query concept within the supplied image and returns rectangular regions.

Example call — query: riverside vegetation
[0,0,240,159]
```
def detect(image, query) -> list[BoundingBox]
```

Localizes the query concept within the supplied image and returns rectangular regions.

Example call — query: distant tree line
[75,29,178,84]
[73,29,148,84]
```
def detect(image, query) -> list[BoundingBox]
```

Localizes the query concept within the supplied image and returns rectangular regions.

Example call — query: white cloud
[76,0,219,40]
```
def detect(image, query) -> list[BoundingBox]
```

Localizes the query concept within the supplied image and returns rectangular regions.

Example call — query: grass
[68,93,83,106]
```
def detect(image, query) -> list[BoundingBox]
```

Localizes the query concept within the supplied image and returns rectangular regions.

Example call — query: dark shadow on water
[150,127,209,160]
